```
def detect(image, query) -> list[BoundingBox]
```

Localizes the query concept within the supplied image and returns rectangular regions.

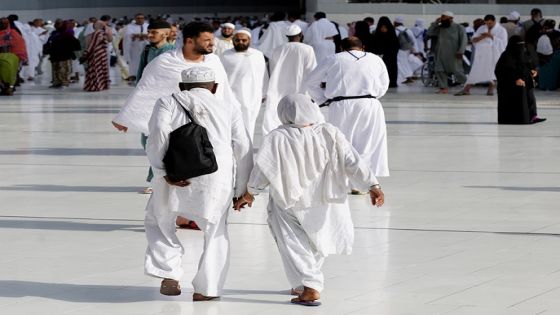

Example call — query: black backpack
[398,28,415,51]
[163,94,218,182]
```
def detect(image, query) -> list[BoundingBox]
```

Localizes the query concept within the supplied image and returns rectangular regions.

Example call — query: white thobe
[306,51,390,177]
[123,22,149,77]
[466,24,508,84]
[144,88,253,296]
[213,35,233,56]
[248,124,378,292]
[17,22,42,79]
[257,21,289,59]
[220,47,268,138]
[250,26,262,46]
[113,49,241,135]
[262,42,317,135]
[395,26,416,83]
[304,18,338,64]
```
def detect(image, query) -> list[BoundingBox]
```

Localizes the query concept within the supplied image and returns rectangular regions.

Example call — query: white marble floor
[0,76,559,315]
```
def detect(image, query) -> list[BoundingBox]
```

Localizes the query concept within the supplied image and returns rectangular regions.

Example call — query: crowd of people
[1,7,554,306]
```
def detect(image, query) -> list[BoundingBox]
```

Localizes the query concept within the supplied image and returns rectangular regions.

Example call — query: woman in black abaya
[372,16,399,88]
[495,35,546,124]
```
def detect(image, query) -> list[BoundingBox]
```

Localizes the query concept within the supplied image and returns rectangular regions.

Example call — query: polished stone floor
[0,74,559,315]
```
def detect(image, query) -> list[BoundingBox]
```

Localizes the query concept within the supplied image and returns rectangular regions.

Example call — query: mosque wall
[306,1,560,26]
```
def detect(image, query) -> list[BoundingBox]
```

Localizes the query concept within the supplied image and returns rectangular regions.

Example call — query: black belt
[319,95,376,107]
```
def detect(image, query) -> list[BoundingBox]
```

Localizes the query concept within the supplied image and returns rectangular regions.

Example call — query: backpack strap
[171,94,196,124]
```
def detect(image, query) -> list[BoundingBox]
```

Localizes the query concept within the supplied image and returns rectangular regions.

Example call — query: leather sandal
[160,278,181,296]
[192,293,220,301]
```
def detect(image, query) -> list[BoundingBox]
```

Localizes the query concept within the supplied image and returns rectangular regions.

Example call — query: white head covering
[181,67,215,83]
[256,93,349,210]
[234,28,252,38]
[394,16,405,24]
[442,11,454,18]
[415,18,426,28]
[508,11,521,21]
[221,22,235,30]
[285,24,302,36]
[277,94,324,127]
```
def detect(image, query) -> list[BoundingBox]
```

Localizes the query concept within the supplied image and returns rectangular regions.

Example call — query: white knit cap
[442,11,454,18]
[234,28,252,38]
[221,22,235,29]
[394,16,404,24]
[509,11,521,20]
[181,67,215,83]
[285,24,302,36]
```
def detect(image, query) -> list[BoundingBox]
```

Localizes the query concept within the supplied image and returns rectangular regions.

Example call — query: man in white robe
[213,22,234,56]
[220,29,268,139]
[306,37,390,182]
[123,13,149,81]
[304,12,338,64]
[288,11,308,35]
[262,25,317,135]
[145,67,253,300]
[256,14,289,59]
[112,21,240,135]
[18,22,42,81]
[233,94,384,306]
[455,15,507,96]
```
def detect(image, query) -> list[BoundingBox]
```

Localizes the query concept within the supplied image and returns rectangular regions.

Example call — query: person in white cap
[455,14,507,96]
[213,22,235,56]
[123,13,149,81]
[502,11,522,39]
[112,22,241,229]
[220,29,268,139]
[306,37,390,188]
[233,93,385,307]
[144,66,253,301]
[427,11,468,94]
[256,12,289,58]
[262,24,317,135]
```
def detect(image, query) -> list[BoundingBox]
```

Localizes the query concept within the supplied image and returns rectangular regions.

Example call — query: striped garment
[83,30,109,91]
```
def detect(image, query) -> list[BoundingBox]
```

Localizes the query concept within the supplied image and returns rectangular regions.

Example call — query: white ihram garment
[256,20,289,58]
[144,88,253,296]
[466,24,508,84]
[113,49,240,135]
[304,18,338,64]
[248,95,378,291]
[395,26,417,83]
[123,22,149,77]
[262,42,317,135]
[220,47,268,138]
[213,35,233,56]
[306,51,390,177]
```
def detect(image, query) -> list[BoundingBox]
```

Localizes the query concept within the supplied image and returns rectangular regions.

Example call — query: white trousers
[144,208,230,296]
[267,205,325,292]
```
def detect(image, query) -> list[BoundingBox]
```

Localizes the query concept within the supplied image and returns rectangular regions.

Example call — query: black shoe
[531,117,547,123]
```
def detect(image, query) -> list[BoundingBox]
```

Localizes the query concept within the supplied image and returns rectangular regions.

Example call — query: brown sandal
[192,293,220,301]
[160,278,181,296]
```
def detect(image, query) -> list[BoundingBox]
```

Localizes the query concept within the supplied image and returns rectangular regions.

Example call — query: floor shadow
[0,185,143,193]
[0,281,295,305]
[0,148,144,156]
[0,219,143,232]
[387,120,496,126]
[464,185,560,192]
[0,281,169,302]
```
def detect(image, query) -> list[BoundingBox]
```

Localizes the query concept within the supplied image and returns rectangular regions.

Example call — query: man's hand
[369,187,384,207]
[233,192,254,211]
[515,79,526,87]
[112,121,128,132]
[164,175,191,187]
[531,69,538,78]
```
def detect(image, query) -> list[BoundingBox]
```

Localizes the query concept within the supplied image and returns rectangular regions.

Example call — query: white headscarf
[255,94,347,209]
